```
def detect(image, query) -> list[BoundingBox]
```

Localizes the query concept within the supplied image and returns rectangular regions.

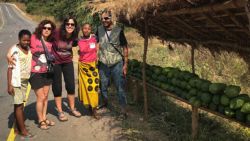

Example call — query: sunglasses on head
[66,23,75,26]
[102,17,111,20]
[43,27,52,30]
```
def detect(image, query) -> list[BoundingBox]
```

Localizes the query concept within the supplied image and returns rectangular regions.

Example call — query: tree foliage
[24,0,101,31]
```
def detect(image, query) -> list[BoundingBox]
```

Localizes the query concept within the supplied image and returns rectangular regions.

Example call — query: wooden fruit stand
[129,76,250,139]
[91,0,250,139]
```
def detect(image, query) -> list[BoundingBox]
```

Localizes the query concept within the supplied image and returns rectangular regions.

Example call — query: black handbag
[40,38,55,74]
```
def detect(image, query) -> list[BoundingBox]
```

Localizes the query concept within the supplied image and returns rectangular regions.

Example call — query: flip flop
[45,119,55,126]
[58,112,68,122]
[39,121,50,130]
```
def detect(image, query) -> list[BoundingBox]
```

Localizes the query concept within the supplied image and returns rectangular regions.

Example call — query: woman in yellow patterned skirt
[78,23,100,119]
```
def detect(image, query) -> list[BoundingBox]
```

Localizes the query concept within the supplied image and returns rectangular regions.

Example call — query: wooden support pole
[192,106,199,140]
[190,43,199,139]
[132,79,138,103]
[143,13,149,120]
[191,44,195,74]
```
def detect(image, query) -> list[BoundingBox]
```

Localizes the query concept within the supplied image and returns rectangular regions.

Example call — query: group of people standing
[6,11,128,139]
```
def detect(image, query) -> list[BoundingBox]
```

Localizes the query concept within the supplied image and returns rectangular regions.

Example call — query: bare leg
[67,94,75,110]
[42,85,50,120]
[14,104,29,135]
[54,96,63,113]
[34,88,46,123]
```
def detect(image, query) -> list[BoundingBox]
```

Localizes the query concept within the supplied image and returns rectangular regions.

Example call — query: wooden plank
[162,0,246,17]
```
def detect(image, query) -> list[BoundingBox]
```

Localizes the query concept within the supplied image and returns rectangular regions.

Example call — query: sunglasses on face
[43,27,52,31]
[66,23,75,26]
[102,17,111,21]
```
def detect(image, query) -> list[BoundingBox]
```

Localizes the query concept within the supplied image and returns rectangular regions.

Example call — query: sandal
[39,121,50,130]
[92,108,101,120]
[70,109,81,117]
[21,133,36,140]
[58,112,68,122]
[45,119,55,126]
[117,113,128,121]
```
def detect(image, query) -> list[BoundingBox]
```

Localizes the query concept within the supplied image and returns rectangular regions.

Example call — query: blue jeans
[98,61,127,107]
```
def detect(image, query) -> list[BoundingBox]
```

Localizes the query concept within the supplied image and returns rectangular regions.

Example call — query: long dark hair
[59,17,79,41]
[34,20,56,42]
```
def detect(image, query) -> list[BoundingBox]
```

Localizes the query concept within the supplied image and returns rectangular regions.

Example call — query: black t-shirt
[95,28,128,47]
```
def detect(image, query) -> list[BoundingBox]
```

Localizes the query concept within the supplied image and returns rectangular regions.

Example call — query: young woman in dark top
[52,17,81,121]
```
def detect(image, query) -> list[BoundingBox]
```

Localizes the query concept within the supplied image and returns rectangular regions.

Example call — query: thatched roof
[90,0,250,57]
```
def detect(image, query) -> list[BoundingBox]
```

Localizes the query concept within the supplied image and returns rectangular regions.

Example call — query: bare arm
[6,46,16,66]
[7,67,14,96]
[123,46,128,77]
[96,43,99,62]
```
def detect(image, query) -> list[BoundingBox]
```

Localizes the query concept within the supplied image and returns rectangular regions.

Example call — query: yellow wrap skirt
[78,61,99,108]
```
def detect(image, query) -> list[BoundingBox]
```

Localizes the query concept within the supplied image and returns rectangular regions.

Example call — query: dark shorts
[29,73,53,90]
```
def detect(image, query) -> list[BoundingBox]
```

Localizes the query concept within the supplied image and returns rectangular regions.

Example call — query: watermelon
[224,85,241,98]
[240,102,250,114]
[189,97,198,105]
[188,89,198,96]
[229,97,245,110]
[209,103,217,111]
[152,74,158,81]
[153,67,162,75]
[220,95,230,106]
[200,80,211,92]
[212,95,220,105]
[160,83,168,90]
[189,79,198,88]
[194,79,203,90]
[209,83,226,94]
[218,105,225,114]
[224,107,235,118]
[235,110,245,122]
[200,92,212,104]
[193,99,201,107]
[246,114,250,124]
[158,75,168,83]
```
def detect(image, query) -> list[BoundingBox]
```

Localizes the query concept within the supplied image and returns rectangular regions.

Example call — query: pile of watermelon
[128,59,250,124]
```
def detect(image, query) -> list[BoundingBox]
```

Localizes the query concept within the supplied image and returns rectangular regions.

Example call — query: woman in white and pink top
[29,20,56,130]
[78,23,100,119]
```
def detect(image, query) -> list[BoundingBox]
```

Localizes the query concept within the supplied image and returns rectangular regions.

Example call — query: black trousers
[52,62,75,97]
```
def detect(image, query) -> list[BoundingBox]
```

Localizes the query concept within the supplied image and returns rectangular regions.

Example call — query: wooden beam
[162,0,246,16]
[166,38,250,53]
[150,17,198,39]
[187,12,246,21]
[173,16,206,39]
[203,13,242,41]
[245,0,250,31]
[192,106,199,139]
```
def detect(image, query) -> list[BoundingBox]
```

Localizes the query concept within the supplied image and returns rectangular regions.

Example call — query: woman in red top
[52,17,81,121]
[78,23,100,119]
[29,20,56,130]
